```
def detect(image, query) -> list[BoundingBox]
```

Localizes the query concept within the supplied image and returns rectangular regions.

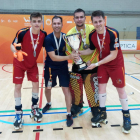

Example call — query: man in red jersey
[10,12,47,130]
[78,10,131,133]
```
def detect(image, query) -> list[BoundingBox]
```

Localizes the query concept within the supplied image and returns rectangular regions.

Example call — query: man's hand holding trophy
[63,33,87,71]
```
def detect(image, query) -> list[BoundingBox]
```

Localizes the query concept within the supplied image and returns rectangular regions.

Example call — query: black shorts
[44,66,70,87]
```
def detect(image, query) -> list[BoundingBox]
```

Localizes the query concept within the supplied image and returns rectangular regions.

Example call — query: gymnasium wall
[0,0,140,40]
[0,0,140,12]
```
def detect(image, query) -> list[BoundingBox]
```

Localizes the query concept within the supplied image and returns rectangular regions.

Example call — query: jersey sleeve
[42,31,47,47]
[110,30,119,51]
[44,36,55,52]
[12,30,24,44]
[88,32,99,62]
[89,33,96,50]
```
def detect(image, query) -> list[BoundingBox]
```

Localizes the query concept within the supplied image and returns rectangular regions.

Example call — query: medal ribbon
[30,27,40,57]
[75,25,86,45]
[97,27,106,58]
[53,32,62,56]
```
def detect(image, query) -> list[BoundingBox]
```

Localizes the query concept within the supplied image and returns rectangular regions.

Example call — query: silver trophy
[63,33,87,71]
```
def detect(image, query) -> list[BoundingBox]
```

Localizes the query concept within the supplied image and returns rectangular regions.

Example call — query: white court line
[126,75,140,76]
[126,82,140,93]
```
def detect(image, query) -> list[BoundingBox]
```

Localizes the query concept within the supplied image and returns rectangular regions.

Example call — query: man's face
[92,16,105,33]
[30,17,42,30]
[74,12,86,27]
[52,18,63,33]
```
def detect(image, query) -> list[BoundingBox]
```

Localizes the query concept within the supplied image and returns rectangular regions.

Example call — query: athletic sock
[67,112,71,115]
[32,93,39,106]
[99,93,107,107]
[47,102,51,105]
[32,93,38,99]
[15,97,21,106]
[119,98,128,111]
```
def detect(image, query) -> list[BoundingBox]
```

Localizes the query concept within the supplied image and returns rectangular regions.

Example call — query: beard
[76,23,84,27]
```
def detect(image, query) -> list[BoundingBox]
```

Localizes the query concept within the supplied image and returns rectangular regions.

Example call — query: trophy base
[76,62,87,71]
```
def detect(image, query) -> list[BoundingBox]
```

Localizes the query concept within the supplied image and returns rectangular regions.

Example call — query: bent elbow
[111,54,117,61]
[51,57,56,61]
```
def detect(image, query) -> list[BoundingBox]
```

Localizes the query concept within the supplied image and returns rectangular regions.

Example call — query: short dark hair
[30,12,42,20]
[52,15,63,23]
[74,8,85,17]
[91,10,105,21]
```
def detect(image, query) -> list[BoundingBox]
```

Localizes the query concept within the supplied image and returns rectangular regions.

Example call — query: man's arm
[10,29,24,53]
[86,49,118,70]
[48,51,74,61]
[86,29,120,70]
[98,50,118,65]
[79,48,94,55]
[10,44,16,53]
[45,36,76,62]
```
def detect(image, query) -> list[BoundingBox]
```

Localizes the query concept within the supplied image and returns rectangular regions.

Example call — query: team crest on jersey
[36,74,39,79]
[31,42,39,44]
[62,46,66,51]
[116,79,122,84]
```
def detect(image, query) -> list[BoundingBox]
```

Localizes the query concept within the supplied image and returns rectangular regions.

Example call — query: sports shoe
[66,114,73,127]
[42,103,51,113]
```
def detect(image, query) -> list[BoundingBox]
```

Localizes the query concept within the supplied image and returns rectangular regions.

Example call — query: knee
[62,87,70,96]
[98,88,106,94]
[117,87,126,95]
[32,82,39,88]
[15,84,22,93]
[45,88,51,94]
[98,84,106,94]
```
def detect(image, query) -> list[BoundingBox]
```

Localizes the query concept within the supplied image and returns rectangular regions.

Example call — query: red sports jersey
[89,26,124,68]
[12,27,47,69]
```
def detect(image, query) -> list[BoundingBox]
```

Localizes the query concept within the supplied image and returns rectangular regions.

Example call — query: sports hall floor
[0,54,140,140]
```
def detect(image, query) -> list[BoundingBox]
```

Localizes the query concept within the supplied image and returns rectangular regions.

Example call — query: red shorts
[97,65,125,88]
[13,64,39,84]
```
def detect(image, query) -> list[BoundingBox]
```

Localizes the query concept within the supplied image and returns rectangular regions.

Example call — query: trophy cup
[63,33,87,71]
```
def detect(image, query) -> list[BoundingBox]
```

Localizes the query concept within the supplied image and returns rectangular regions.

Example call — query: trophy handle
[63,34,70,46]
